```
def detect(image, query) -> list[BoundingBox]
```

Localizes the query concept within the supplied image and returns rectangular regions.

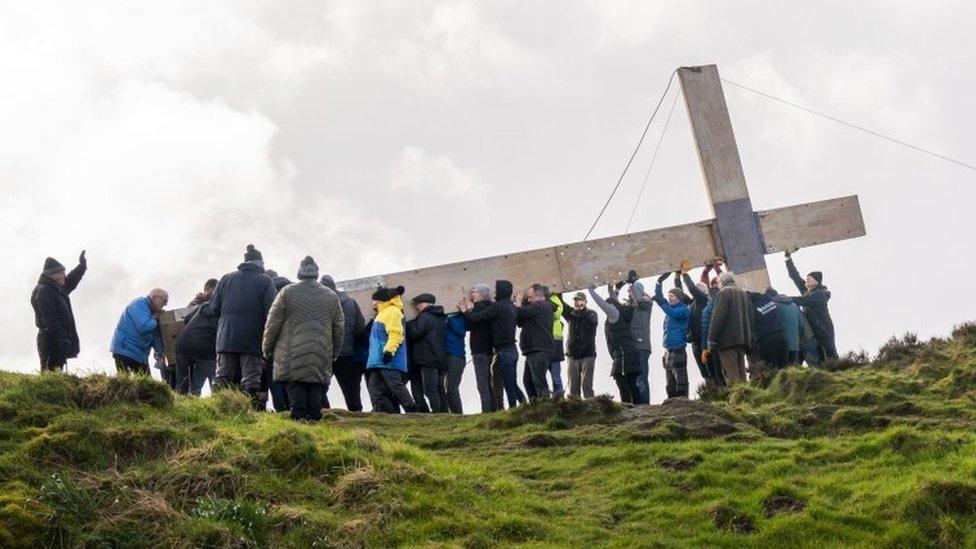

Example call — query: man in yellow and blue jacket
[366,285,418,413]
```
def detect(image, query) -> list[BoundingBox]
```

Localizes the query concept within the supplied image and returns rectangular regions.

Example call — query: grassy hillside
[2,324,976,547]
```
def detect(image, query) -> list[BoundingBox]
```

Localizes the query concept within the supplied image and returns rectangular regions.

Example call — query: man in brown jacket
[705,272,754,385]
[262,256,344,421]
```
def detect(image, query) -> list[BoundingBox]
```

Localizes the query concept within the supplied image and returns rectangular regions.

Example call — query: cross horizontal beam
[338,195,865,316]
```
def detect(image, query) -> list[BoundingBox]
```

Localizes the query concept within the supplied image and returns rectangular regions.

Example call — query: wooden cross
[338,64,866,313]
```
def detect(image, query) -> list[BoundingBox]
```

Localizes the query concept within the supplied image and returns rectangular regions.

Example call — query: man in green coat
[262,256,344,421]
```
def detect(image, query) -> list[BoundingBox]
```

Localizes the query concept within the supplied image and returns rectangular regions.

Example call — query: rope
[721,78,976,173]
[625,89,681,233]
[582,69,679,241]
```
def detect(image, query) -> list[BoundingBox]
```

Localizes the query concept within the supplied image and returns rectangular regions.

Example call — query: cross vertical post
[678,65,771,291]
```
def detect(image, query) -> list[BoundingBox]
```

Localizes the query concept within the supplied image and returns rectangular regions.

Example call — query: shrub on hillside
[876,333,925,364]
[75,374,172,409]
[951,322,976,347]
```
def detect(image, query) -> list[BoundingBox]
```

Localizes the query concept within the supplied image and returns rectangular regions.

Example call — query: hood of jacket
[377,295,404,313]
[420,304,446,318]
[36,274,65,293]
[238,261,266,273]
[495,280,513,301]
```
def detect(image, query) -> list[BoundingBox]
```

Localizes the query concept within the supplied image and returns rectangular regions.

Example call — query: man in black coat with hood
[211,244,277,409]
[785,250,838,364]
[31,251,87,372]
[407,293,449,413]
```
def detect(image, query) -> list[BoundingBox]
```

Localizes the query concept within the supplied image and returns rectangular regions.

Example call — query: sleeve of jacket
[209,277,225,318]
[383,309,405,355]
[34,288,64,333]
[585,309,599,330]
[465,303,497,323]
[587,288,620,323]
[352,301,366,338]
[406,315,430,342]
[133,299,159,335]
[790,290,828,307]
[560,296,574,323]
[707,292,728,349]
[331,298,345,363]
[786,258,806,294]
[262,290,287,358]
[65,261,87,294]
[654,284,689,320]
[682,273,708,303]
[261,278,276,320]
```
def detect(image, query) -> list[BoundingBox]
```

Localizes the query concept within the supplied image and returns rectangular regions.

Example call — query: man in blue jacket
[211,244,277,409]
[110,289,168,375]
[653,273,691,399]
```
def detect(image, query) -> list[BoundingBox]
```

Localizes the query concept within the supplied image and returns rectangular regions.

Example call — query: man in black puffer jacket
[785,251,838,365]
[516,284,555,400]
[321,275,367,412]
[211,244,277,409]
[462,284,497,412]
[407,294,449,413]
[30,252,87,372]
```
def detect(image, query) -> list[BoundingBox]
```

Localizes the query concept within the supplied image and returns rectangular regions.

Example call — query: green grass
[2,324,976,547]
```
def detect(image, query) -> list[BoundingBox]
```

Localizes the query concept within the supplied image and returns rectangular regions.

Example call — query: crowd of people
[29,244,839,420]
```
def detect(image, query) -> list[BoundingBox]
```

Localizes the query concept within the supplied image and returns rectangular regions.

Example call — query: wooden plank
[678,65,750,205]
[554,221,718,289]
[339,220,719,317]
[757,195,866,253]
[679,64,769,279]
[158,306,194,366]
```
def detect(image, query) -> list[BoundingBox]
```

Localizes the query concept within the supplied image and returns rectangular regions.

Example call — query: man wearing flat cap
[30,251,87,372]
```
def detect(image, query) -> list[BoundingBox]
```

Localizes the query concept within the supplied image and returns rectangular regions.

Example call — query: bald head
[149,288,169,312]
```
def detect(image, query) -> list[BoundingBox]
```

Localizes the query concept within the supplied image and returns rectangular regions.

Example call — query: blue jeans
[496,346,526,407]
[549,360,564,396]
[633,350,651,404]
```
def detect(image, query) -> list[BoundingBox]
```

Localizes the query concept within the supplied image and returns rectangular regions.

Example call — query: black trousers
[113,353,149,375]
[367,369,417,413]
[664,348,689,398]
[421,366,448,413]
[334,356,366,412]
[756,335,790,370]
[524,351,552,399]
[37,333,66,372]
[284,382,324,421]
[613,373,641,404]
[408,367,430,412]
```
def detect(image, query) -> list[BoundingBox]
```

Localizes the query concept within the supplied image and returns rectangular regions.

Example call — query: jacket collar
[377,295,404,312]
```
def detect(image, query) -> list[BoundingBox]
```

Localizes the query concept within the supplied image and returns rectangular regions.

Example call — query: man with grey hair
[459,283,497,412]
[705,272,754,385]
[31,251,87,372]
[110,288,168,375]
[516,284,555,399]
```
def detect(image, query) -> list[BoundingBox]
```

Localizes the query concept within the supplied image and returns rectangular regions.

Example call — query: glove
[679,259,692,274]
[79,250,87,265]
[701,349,711,364]
[382,351,393,364]
[657,272,670,284]
[614,280,626,291]
[626,269,639,284]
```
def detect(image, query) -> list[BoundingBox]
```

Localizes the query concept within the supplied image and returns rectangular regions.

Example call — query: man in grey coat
[263,256,344,422]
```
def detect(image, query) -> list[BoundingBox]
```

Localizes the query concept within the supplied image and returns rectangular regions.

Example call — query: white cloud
[390,146,486,201]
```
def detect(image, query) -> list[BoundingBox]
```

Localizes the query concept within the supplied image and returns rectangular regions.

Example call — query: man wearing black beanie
[211,244,277,409]
[785,250,838,365]
[30,250,87,371]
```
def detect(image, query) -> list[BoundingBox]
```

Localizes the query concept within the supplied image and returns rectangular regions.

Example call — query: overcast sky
[3,1,974,409]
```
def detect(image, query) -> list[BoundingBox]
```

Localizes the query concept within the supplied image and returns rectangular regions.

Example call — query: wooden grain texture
[678,65,750,205]
[757,195,866,253]
[158,307,194,367]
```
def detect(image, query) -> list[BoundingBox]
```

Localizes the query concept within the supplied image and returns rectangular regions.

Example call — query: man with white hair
[110,288,168,375]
